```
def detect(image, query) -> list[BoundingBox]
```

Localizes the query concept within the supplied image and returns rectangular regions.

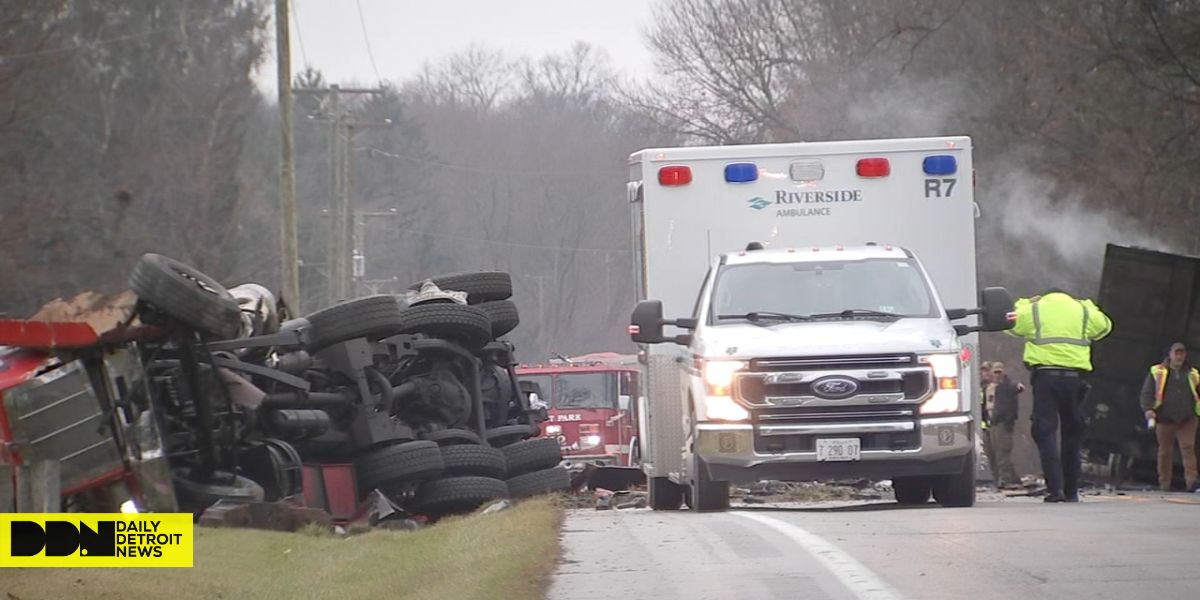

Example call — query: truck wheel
[477,300,520,338]
[357,440,444,494]
[689,454,730,512]
[305,295,406,351]
[506,466,570,499]
[649,477,684,511]
[129,253,242,340]
[411,476,508,517]
[485,424,539,448]
[933,452,977,508]
[421,428,483,446]
[172,470,265,515]
[396,304,492,350]
[440,444,507,479]
[410,272,513,304]
[892,476,932,505]
[501,437,562,476]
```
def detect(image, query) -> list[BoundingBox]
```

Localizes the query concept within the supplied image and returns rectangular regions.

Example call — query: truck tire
[440,444,507,479]
[648,477,684,511]
[477,300,520,338]
[129,253,242,340]
[485,424,539,448]
[357,440,444,494]
[410,272,513,304]
[506,466,570,499]
[411,476,508,517]
[933,452,977,508]
[305,295,405,351]
[421,428,483,446]
[892,476,932,505]
[689,453,730,512]
[501,437,562,476]
[396,304,492,350]
[172,470,265,515]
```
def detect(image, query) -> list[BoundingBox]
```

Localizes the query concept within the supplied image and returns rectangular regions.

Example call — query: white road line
[734,512,905,600]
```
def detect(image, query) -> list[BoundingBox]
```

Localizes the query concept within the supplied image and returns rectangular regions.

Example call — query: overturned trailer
[1084,244,1200,487]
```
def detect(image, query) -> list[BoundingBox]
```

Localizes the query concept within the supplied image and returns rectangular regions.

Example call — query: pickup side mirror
[978,287,1016,332]
[629,300,694,345]
[948,287,1016,335]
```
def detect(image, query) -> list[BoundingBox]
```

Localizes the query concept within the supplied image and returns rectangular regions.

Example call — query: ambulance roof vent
[745,241,765,251]
[866,242,878,246]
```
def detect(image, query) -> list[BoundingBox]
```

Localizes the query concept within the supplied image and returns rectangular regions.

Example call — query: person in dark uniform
[1008,290,1112,503]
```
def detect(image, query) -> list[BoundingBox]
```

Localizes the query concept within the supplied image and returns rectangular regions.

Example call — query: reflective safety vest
[1007,292,1113,371]
[1149,364,1200,417]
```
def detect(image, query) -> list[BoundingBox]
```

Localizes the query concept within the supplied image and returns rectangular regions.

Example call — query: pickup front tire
[933,451,977,507]
[893,476,933,505]
[648,477,684,510]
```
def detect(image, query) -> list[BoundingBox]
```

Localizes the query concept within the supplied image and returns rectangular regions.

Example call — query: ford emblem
[811,376,859,399]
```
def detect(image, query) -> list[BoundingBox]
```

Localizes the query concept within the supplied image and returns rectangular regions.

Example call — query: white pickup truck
[626,137,1015,511]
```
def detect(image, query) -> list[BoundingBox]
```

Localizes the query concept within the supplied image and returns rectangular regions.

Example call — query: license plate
[816,438,861,462]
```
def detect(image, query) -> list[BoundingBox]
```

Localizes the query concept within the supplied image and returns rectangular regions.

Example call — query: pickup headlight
[919,353,962,414]
[703,359,746,396]
[704,395,750,421]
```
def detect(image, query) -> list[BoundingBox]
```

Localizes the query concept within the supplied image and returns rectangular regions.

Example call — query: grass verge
[1,496,563,600]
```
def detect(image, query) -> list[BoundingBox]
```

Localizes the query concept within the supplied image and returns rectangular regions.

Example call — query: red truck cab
[517,353,640,470]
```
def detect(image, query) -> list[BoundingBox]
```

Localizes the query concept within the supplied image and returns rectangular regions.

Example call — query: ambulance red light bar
[658,165,692,186]
[856,158,890,178]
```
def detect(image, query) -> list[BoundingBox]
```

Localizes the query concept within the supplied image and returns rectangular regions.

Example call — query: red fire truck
[517,353,640,470]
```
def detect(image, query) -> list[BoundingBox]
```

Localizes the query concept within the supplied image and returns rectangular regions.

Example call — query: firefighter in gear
[1008,291,1112,502]
[1139,342,1200,492]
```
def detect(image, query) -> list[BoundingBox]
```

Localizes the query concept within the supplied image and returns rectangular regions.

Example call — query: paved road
[550,492,1200,600]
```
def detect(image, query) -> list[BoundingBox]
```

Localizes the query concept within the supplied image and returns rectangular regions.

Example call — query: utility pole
[296,86,386,304]
[275,0,301,313]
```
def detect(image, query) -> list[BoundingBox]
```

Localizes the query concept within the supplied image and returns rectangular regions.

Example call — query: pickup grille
[750,354,916,371]
[751,404,921,453]
[753,404,915,423]
[736,370,931,405]
[754,430,920,453]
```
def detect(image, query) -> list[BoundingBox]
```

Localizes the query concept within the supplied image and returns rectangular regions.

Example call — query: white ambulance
[626,136,1014,510]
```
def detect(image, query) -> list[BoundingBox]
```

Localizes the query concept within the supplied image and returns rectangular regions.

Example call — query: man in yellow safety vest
[1008,290,1112,503]
[1139,342,1200,492]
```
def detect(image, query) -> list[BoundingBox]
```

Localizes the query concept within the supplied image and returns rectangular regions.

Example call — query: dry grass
[1,497,563,600]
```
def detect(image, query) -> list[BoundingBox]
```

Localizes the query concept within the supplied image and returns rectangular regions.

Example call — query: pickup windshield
[711,258,939,323]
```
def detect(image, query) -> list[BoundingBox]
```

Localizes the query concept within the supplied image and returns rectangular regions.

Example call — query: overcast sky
[257,0,659,91]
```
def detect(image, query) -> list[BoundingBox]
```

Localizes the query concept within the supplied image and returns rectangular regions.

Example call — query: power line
[355,0,384,84]
[0,27,175,60]
[291,0,310,67]
[359,145,625,178]
[393,226,631,255]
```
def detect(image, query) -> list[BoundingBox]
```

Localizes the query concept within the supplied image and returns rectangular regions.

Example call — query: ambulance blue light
[923,155,957,175]
[724,163,758,183]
